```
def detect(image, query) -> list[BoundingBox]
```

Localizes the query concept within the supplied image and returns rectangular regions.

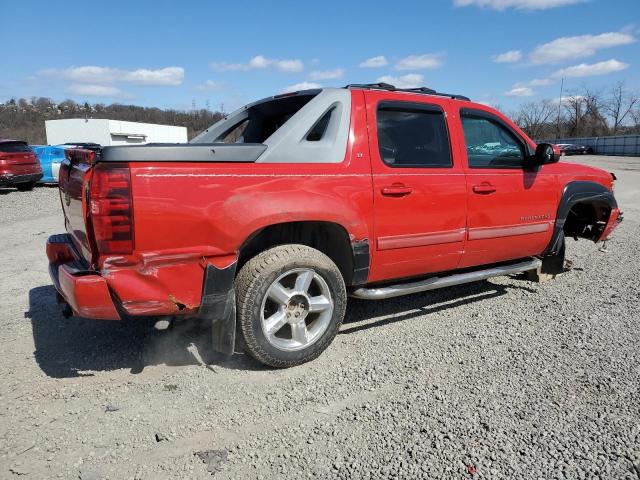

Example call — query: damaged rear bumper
[46,235,238,352]
[47,234,121,320]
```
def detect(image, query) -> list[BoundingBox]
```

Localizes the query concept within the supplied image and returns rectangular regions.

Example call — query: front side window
[377,103,452,168]
[461,113,525,168]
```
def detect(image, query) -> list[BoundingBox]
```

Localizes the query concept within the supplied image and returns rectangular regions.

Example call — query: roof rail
[345,83,396,91]
[345,83,470,101]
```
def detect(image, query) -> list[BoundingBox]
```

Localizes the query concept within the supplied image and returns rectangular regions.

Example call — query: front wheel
[235,244,346,368]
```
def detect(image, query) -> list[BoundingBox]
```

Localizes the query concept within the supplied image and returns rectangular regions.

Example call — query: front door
[457,108,558,268]
[366,91,467,283]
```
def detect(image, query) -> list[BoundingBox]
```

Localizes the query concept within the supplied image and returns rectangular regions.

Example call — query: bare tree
[513,100,556,140]
[603,81,639,135]
[563,94,584,137]
[580,86,608,136]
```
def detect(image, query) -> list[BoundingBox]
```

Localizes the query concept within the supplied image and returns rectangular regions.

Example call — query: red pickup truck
[47,83,621,367]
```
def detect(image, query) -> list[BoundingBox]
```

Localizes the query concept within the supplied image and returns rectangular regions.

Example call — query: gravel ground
[0,156,639,479]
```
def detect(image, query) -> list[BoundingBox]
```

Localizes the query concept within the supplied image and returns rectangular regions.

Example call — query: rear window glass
[376,103,452,168]
[205,93,317,144]
[0,142,31,153]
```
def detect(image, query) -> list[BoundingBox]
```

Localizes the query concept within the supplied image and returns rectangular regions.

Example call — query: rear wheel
[16,182,35,192]
[235,244,346,368]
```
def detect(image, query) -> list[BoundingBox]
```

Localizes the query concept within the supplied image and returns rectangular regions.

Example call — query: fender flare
[544,181,617,255]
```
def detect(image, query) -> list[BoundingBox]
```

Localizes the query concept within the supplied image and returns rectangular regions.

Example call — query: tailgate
[0,152,39,165]
[58,150,95,264]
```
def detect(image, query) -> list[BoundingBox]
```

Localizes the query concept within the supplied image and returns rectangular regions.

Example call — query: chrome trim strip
[468,222,551,241]
[377,228,466,251]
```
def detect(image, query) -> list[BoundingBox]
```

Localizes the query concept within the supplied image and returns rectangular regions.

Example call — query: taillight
[90,163,134,255]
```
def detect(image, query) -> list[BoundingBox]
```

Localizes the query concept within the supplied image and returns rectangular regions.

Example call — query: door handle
[472,184,496,194]
[381,185,413,196]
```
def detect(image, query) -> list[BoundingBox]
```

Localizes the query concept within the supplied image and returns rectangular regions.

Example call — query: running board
[350,258,542,300]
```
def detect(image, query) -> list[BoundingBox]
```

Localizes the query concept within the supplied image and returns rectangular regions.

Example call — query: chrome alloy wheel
[260,268,334,351]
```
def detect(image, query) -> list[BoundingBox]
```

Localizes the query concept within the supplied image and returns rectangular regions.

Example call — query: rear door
[457,108,557,268]
[365,91,467,282]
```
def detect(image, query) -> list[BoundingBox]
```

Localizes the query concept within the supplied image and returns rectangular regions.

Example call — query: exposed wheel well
[563,201,612,241]
[238,221,355,286]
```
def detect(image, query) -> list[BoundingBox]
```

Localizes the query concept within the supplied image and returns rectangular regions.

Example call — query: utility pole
[555,77,564,141]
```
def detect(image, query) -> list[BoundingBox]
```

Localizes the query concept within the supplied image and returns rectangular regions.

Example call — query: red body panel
[46,236,121,320]
[46,90,620,320]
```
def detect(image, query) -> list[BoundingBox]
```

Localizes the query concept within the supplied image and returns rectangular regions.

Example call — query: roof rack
[345,83,470,101]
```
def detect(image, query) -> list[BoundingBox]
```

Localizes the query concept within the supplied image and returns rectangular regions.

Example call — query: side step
[350,258,542,300]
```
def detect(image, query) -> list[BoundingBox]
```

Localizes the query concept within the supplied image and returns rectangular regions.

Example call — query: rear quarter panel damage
[100,92,374,316]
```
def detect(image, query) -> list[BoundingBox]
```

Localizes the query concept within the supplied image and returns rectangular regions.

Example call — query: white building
[45,119,188,146]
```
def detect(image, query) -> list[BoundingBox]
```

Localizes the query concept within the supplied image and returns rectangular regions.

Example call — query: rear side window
[305,107,335,141]
[461,113,525,168]
[0,142,30,153]
[376,102,452,168]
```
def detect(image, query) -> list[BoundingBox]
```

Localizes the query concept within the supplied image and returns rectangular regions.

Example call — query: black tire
[16,182,35,192]
[235,244,346,368]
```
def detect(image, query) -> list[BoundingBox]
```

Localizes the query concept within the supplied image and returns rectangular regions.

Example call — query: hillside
[0,97,223,144]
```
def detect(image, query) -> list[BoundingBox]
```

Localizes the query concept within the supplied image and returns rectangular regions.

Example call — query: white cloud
[195,80,222,92]
[66,84,130,98]
[281,82,322,93]
[309,69,344,81]
[505,86,534,97]
[492,50,522,63]
[454,0,585,10]
[124,67,184,86]
[550,59,629,78]
[395,54,443,70]
[43,66,184,86]
[548,94,584,105]
[530,32,635,64]
[359,56,388,68]
[376,74,424,89]
[211,55,304,73]
[275,59,305,72]
[528,78,554,86]
[514,78,556,88]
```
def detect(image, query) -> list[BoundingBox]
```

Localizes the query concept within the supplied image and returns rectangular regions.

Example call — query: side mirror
[533,143,560,166]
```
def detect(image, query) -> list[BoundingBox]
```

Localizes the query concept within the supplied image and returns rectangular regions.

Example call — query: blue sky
[0,0,638,112]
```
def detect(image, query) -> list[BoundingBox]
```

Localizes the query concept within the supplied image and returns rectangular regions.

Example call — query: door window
[377,102,452,168]
[461,114,525,168]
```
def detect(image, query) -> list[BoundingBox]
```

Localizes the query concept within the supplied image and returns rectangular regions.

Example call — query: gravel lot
[1,156,639,479]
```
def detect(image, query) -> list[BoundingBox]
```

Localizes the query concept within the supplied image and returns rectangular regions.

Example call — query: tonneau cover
[99,143,266,163]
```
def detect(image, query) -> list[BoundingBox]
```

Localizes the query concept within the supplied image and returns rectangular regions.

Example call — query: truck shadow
[341,278,535,335]
[27,278,536,378]
[26,285,264,378]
